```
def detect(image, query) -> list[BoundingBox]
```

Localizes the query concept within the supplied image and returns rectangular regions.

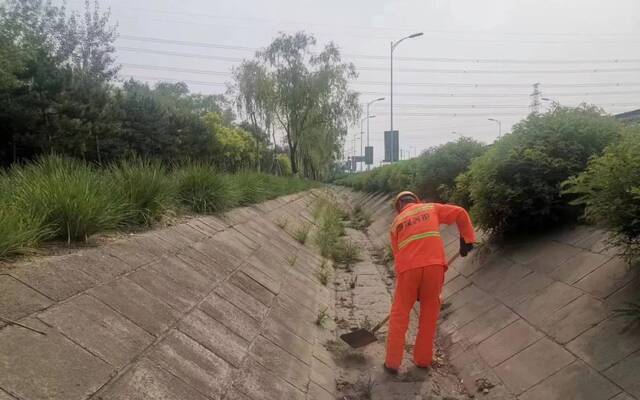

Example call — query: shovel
[340,252,460,349]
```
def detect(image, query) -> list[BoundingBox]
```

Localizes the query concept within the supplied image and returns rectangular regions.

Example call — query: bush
[9,155,127,242]
[175,164,241,214]
[108,158,175,226]
[335,138,486,202]
[463,106,620,236]
[564,126,640,265]
[414,138,486,201]
[276,154,293,176]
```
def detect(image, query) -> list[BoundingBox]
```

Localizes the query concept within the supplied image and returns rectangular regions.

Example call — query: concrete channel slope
[353,191,640,400]
[0,191,338,400]
[0,189,638,400]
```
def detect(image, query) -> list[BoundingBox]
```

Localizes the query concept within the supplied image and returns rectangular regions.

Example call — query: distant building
[614,109,640,123]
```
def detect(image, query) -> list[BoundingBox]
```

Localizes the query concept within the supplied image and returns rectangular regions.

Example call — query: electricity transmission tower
[529,83,541,114]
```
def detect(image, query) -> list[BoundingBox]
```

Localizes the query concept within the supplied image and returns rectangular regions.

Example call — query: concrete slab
[89,277,180,336]
[128,264,199,312]
[575,257,635,299]
[514,281,584,326]
[496,271,554,307]
[38,294,153,368]
[98,358,209,400]
[106,239,157,268]
[567,316,640,371]
[148,330,234,399]
[269,301,318,344]
[0,390,15,400]
[604,350,640,398]
[471,260,531,295]
[443,284,488,313]
[442,274,471,300]
[240,261,282,295]
[0,274,52,320]
[250,335,311,391]
[0,320,113,400]
[233,357,306,400]
[458,304,519,345]
[229,270,277,306]
[63,249,132,283]
[9,258,97,301]
[551,251,612,284]
[151,255,213,297]
[477,319,543,367]
[198,293,261,342]
[519,360,621,400]
[178,309,249,368]
[610,393,637,400]
[215,281,270,322]
[440,295,499,334]
[176,247,226,283]
[262,318,314,364]
[310,356,337,395]
[524,241,583,275]
[538,294,608,344]
[494,337,575,395]
[307,382,334,400]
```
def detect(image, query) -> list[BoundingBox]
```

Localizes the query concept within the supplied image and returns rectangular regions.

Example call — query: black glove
[459,237,474,257]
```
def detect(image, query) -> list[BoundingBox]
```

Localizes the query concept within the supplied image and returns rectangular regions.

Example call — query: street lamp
[391,32,423,163]
[366,97,385,170]
[360,115,375,171]
[488,118,502,138]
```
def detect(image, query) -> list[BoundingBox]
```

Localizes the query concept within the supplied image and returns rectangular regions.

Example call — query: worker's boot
[383,363,399,375]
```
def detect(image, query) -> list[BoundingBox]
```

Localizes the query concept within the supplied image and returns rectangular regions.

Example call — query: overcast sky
[64,0,640,165]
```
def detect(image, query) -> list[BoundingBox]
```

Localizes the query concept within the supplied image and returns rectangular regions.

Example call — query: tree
[234,32,360,178]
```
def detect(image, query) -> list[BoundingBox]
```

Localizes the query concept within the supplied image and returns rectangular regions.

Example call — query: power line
[120,62,640,89]
[119,35,640,65]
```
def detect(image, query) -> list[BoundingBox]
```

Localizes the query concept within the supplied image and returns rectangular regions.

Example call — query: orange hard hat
[394,191,419,212]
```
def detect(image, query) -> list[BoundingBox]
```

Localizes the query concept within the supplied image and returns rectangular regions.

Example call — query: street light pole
[390,32,423,164]
[360,115,375,171]
[366,97,384,170]
[488,118,502,138]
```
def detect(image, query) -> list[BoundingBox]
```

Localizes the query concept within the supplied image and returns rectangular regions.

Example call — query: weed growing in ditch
[349,275,358,289]
[350,205,372,232]
[286,255,297,267]
[315,307,329,327]
[317,259,332,286]
[292,223,311,244]
[275,216,288,229]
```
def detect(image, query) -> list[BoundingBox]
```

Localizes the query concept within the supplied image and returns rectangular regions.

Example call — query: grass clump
[292,223,311,244]
[235,171,269,205]
[315,307,329,327]
[0,206,49,259]
[613,301,640,325]
[108,158,175,226]
[332,239,361,269]
[175,164,241,214]
[350,204,372,231]
[9,155,126,243]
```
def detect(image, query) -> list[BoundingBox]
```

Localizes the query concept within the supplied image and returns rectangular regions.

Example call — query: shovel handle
[371,314,390,334]
[372,253,461,334]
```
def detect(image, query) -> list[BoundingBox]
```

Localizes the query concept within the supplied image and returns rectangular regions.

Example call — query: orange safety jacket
[389,202,476,275]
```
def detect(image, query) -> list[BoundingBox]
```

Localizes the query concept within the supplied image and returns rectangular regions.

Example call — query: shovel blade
[340,328,378,348]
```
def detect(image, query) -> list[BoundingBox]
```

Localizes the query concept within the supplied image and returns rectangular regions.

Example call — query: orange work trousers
[385,265,445,369]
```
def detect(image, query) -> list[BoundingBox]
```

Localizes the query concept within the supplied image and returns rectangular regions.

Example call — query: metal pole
[366,102,370,170]
[360,118,364,171]
[390,41,394,163]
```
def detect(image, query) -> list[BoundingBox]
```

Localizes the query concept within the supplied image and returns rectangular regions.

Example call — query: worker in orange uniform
[384,191,475,374]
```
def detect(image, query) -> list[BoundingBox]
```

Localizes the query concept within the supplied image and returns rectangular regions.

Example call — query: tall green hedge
[565,126,640,265]
[460,106,620,236]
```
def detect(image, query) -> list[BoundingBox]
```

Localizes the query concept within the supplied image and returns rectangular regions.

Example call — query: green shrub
[9,155,126,242]
[108,158,175,226]
[414,137,486,201]
[276,154,293,176]
[175,164,241,213]
[564,126,640,265]
[335,138,485,202]
[464,106,619,236]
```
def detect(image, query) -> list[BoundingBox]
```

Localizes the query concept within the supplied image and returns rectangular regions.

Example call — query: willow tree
[234,32,360,178]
